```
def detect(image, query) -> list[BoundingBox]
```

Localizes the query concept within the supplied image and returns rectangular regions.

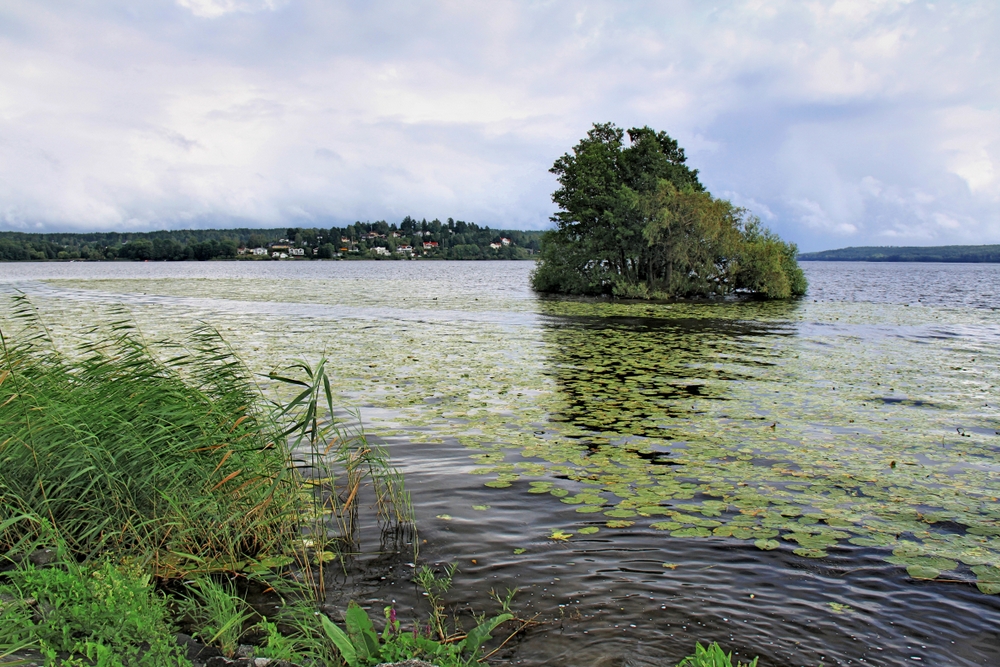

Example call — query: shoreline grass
[0,296,757,667]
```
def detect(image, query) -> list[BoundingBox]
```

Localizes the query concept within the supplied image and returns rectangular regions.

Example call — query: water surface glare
[2,260,1000,666]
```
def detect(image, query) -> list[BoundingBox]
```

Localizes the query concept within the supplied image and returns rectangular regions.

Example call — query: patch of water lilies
[12,276,1000,594]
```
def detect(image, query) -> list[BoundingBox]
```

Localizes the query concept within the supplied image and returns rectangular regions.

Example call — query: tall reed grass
[0,295,410,577]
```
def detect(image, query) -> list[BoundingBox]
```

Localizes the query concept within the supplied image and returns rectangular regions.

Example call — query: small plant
[0,558,189,666]
[176,576,255,658]
[414,562,457,640]
[319,601,511,667]
[488,586,519,615]
[677,641,759,667]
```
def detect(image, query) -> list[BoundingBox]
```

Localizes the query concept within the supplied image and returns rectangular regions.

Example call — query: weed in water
[677,641,759,667]
[414,562,458,640]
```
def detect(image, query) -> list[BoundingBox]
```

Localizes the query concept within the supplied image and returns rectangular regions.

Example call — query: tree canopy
[531,122,807,299]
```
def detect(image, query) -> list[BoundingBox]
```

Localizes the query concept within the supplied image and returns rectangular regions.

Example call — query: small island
[530,123,807,300]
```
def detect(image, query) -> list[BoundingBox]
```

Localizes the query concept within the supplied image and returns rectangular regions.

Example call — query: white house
[371,246,390,256]
[252,247,267,256]
[289,248,305,256]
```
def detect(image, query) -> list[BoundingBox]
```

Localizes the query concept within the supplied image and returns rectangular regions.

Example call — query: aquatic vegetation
[677,641,758,667]
[0,295,410,576]
[11,271,1000,596]
[0,297,300,571]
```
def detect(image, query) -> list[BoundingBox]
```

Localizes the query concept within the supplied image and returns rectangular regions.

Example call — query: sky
[0,1,997,251]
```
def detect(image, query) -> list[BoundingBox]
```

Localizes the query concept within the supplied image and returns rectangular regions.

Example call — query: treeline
[0,218,543,261]
[798,245,1000,263]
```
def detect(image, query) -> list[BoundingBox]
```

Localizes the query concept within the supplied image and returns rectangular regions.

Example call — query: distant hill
[798,245,1000,263]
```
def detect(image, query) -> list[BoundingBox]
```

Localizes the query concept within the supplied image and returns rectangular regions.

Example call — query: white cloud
[0,0,996,249]
[175,0,286,19]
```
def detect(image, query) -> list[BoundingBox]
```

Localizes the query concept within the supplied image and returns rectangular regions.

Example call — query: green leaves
[319,614,357,667]
[457,613,513,657]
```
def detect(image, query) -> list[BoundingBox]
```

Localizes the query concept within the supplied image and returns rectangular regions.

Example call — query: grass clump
[0,296,299,572]
[677,641,759,667]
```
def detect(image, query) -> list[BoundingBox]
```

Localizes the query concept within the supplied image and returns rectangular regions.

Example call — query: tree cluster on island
[531,123,807,300]
[0,220,543,262]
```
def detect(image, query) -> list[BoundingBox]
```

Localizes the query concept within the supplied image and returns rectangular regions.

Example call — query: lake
[2,260,999,666]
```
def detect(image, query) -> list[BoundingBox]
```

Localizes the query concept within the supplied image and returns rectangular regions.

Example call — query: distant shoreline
[798,244,1000,263]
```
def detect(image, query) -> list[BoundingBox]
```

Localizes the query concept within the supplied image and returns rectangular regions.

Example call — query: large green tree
[531,122,806,299]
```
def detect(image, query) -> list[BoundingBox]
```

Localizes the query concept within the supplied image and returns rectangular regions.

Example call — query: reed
[0,295,410,578]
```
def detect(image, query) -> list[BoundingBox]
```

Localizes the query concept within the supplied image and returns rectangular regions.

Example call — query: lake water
[2,260,1000,666]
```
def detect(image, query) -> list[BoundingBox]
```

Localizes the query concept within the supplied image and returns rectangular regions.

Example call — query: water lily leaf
[754,539,780,550]
[906,565,941,580]
[472,505,491,511]
[652,522,683,531]
[793,548,828,558]
[671,527,711,537]
[578,526,599,535]
[513,548,526,555]
[549,530,572,541]
[607,520,635,528]
[484,480,511,488]
[828,602,852,614]
[436,514,453,520]
[576,505,604,513]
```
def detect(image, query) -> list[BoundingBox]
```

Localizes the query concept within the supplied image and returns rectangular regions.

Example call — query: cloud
[175,0,287,19]
[0,0,997,250]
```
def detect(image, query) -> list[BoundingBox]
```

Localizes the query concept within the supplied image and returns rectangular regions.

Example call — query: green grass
[0,295,410,576]
[0,296,299,572]
[0,558,189,666]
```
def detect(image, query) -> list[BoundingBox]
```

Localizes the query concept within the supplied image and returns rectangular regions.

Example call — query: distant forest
[0,217,543,261]
[798,245,1000,263]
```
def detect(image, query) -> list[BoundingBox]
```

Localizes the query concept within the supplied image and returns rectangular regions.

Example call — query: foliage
[414,563,458,640]
[798,244,1000,263]
[319,601,512,667]
[0,221,543,262]
[0,296,410,577]
[0,559,190,667]
[532,122,806,300]
[176,577,254,658]
[677,642,758,667]
[0,296,299,572]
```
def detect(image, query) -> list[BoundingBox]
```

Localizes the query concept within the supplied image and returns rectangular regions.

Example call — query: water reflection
[540,303,798,442]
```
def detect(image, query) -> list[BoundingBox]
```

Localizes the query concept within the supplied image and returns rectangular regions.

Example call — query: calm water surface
[2,260,1000,666]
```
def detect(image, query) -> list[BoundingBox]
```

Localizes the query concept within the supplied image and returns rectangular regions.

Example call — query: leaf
[319,615,357,667]
[754,539,779,551]
[513,548,526,555]
[906,565,940,580]
[458,613,513,656]
[578,526,599,535]
[344,602,380,662]
[549,530,572,541]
